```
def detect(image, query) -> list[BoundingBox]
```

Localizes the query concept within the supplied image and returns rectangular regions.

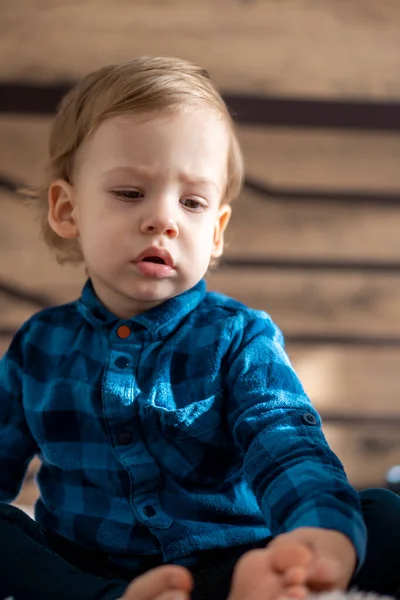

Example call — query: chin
[128,281,178,303]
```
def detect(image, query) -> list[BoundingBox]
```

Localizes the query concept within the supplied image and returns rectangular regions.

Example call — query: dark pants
[0,489,399,600]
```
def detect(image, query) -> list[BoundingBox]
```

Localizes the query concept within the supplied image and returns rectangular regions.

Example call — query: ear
[211,204,232,258]
[48,179,79,239]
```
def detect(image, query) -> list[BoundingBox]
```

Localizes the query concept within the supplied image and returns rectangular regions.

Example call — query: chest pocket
[145,392,223,440]
[140,391,237,485]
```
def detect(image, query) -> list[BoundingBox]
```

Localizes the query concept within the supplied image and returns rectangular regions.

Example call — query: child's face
[49,107,232,318]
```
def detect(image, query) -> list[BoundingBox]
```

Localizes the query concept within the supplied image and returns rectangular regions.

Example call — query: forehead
[74,108,230,183]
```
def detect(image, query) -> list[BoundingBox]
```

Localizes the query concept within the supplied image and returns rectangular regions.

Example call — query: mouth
[134,247,175,269]
[142,256,167,265]
[133,247,175,279]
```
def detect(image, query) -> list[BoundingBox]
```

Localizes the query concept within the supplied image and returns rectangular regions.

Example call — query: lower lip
[134,261,174,278]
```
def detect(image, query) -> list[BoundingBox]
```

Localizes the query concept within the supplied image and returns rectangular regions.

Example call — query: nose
[140,200,179,239]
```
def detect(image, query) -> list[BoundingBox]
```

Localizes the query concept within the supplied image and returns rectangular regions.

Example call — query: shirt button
[118,432,133,445]
[117,325,131,339]
[143,505,156,518]
[115,356,129,369]
[302,412,318,426]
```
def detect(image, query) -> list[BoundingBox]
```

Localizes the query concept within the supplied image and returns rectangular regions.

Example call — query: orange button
[117,325,131,339]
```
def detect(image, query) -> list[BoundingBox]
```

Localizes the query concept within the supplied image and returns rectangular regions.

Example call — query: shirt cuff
[282,503,367,572]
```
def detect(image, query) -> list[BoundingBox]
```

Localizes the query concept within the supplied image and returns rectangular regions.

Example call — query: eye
[180,197,205,211]
[111,190,144,201]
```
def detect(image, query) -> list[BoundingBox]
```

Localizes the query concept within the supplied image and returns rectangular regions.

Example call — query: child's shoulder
[23,298,80,327]
[198,289,284,344]
[202,289,272,321]
[202,289,260,317]
[10,299,82,350]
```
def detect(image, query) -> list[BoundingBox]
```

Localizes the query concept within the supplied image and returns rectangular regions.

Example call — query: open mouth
[142,256,166,265]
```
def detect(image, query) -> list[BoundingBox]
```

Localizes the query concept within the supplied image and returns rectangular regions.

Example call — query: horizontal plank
[287,346,400,414]
[238,127,400,191]
[0,116,50,186]
[323,424,400,488]
[4,85,400,132]
[2,1,400,98]
[207,270,400,336]
[221,258,400,275]
[225,191,400,260]
[3,116,400,191]
[2,118,400,190]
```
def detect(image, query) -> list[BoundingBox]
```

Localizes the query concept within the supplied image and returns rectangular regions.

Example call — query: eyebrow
[180,173,220,195]
[101,166,220,194]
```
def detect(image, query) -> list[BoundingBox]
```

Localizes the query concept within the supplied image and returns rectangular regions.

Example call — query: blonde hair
[27,56,244,263]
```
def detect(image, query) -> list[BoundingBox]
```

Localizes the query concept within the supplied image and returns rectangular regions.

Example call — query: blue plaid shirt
[0,279,366,568]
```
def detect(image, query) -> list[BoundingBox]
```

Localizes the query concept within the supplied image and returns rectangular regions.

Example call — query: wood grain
[207,270,400,336]
[2,1,400,98]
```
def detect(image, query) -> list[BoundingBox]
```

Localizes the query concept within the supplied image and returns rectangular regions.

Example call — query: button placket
[106,323,172,529]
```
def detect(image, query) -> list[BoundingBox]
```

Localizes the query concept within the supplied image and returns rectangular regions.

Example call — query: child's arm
[0,329,38,502]
[225,314,366,570]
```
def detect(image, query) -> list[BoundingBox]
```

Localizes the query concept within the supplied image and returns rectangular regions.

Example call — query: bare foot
[120,565,193,600]
[227,538,313,600]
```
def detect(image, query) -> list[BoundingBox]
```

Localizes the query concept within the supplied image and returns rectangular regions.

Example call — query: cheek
[78,213,124,259]
[187,221,216,259]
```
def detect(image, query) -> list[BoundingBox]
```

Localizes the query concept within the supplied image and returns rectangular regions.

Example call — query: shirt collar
[77,279,207,337]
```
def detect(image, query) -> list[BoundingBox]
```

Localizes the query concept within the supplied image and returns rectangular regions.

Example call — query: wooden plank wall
[1,1,400,508]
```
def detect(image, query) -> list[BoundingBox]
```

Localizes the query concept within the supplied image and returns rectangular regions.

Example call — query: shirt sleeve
[0,329,38,502]
[225,312,367,567]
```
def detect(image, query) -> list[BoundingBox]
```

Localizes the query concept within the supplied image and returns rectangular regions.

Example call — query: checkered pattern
[0,279,366,568]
